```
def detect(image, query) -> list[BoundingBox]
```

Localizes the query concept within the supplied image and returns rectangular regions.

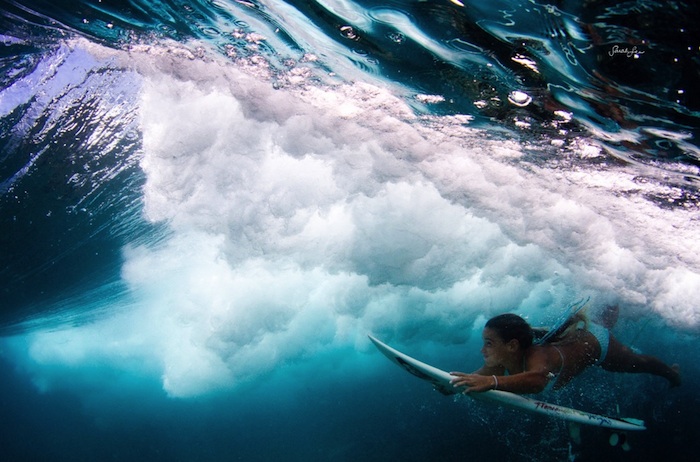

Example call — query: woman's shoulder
[525,344,556,361]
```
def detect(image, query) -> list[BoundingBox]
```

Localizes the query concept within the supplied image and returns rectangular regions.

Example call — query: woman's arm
[449,370,550,394]
[450,349,553,394]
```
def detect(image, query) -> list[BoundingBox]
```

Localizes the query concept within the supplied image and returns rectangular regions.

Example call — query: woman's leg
[601,335,681,387]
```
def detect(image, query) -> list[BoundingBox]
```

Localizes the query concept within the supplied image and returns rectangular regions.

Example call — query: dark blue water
[1,1,699,460]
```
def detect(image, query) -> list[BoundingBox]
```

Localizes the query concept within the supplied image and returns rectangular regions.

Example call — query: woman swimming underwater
[450,309,681,394]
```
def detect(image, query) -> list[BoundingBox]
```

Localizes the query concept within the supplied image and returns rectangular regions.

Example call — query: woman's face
[480,327,514,367]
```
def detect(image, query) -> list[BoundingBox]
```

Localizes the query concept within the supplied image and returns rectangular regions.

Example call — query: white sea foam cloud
[99,65,581,395]
[7,40,700,398]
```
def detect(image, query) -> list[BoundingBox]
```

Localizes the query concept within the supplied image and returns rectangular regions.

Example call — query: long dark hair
[485,314,534,349]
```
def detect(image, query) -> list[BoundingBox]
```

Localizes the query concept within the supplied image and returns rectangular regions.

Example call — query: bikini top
[510,344,565,392]
[543,345,565,392]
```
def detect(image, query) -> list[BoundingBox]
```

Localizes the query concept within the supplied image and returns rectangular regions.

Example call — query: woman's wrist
[492,375,498,390]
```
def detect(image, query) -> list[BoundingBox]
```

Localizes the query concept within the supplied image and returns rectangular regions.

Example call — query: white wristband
[492,375,498,390]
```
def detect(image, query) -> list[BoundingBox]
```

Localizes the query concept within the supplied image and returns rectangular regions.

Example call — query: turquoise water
[1,1,699,460]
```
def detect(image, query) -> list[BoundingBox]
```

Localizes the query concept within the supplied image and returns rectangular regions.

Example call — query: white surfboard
[369,335,646,431]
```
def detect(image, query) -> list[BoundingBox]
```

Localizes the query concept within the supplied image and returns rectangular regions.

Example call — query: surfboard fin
[568,422,582,445]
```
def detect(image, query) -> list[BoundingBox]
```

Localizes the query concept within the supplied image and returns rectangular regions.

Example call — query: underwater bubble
[508,90,532,107]
[511,54,540,74]
[200,27,220,36]
[340,25,359,41]
[388,32,405,44]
